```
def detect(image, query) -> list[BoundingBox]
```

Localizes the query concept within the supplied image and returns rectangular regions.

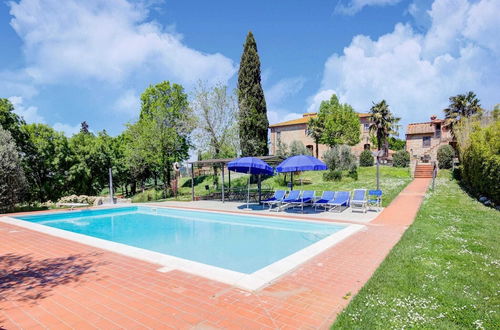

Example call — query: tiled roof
[269,112,371,128]
[406,122,435,135]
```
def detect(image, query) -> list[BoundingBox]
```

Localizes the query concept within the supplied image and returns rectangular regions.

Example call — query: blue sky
[0,0,498,137]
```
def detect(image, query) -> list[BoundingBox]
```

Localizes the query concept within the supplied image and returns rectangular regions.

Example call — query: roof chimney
[430,114,437,121]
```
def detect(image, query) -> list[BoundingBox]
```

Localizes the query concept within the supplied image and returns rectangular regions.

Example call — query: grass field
[332,171,500,329]
[168,166,412,207]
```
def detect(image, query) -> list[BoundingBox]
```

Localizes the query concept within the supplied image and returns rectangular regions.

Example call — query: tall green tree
[22,124,73,202]
[192,82,239,159]
[68,130,114,195]
[444,91,481,136]
[317,94,360,147]
[306,116,323,158]
[0,127,27,212]
[369,100,401,151]
[237,31,269,156]
[137,81,194,192]
[0,98,28,150]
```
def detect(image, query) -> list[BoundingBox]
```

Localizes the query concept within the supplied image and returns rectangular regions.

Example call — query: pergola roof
[188,155,284,166]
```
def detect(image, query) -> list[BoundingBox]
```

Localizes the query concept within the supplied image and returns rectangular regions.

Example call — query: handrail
[432,161,438,189]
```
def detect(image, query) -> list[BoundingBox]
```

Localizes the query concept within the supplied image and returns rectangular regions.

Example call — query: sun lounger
[272,190,301,212]
[368,189,383,211]
[314,191,335,210]
[351,189,368,213]
[327,191,350,212]
[291,190,315,212]
[261,190,286,209]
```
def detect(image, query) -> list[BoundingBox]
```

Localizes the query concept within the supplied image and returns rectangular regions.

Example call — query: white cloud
[8,96,45,123]
[311,0,500,129]
[8,0,236,86]
[266,77,306,105]
[267,109,302,125]
[113,89,140,117]
[306,89,337,113]
[335,0,402,15]
[52,122,81,136]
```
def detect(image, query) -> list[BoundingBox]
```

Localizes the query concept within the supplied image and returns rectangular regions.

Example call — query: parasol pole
[246,169,251,210]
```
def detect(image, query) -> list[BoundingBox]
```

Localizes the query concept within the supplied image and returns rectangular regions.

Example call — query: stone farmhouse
[405,115,454,163]
[269,112,372,159]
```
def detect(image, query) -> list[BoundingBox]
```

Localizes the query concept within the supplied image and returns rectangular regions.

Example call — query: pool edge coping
[0,207,365,291]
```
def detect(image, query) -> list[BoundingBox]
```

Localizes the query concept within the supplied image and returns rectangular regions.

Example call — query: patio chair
[327,191,350,212]
[351,189,368,213]
[291,190,315,212]
[261,190,286,210]
[368,189,383,211]
[313,191,335,210]
[272,190,301,212]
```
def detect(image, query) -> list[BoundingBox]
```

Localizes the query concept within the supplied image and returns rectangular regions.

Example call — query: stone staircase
[414,163,434,178]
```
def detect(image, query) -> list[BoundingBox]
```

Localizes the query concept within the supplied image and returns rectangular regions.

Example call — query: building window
[364,144,370,150]
[363,123,370,132]
[277,131,281,139]
[435,124,441,138]
[423,136,431,147]
[306,145,313,155]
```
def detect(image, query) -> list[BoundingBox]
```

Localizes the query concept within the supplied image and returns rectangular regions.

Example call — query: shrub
[323,145,356,171]
[437,145,455,169]
[393,150,410,167]
[359,149,374,167]
[131,189,164,203]
[348,165,358,180]
[289,140,308,156]
[323,170,342,181]
[456,117,499,204]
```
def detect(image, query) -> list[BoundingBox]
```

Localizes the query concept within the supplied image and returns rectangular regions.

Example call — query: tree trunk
[164,162,171,190]
[315,141,319,158]
[131,182,136,195]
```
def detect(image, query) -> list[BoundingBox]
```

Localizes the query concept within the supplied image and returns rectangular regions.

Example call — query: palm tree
[369,100,401,153]
[444,91,481,136]
[306,116,323,158]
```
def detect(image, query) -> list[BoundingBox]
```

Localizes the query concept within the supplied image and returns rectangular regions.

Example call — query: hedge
[459,119,499,205]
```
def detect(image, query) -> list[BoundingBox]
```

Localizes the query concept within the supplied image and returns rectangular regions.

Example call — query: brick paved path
[0,179,430,329]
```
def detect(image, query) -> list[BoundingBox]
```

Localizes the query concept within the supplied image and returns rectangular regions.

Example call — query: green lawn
[332,171,500,329]
[169,166,411,207]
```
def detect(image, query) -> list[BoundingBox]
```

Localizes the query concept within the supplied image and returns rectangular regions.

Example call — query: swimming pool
[5,206,363,290]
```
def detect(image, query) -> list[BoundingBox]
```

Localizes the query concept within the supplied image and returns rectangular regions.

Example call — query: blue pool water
[15,206,345,273]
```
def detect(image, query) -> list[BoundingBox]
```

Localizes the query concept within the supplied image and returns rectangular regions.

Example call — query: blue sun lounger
[261,190,286,210]
[351,189,368,213]
[291,190,315,212]
[313,191,335,210]
[368,189,383,211]
[327,191,350,212]
[273,190,301,212]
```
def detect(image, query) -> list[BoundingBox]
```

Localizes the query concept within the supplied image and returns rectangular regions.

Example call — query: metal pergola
[188,155,283,202]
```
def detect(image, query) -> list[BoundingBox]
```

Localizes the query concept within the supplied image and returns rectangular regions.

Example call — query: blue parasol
[276,155,327,190]
[227,157,274,175]
[227,157,274,209]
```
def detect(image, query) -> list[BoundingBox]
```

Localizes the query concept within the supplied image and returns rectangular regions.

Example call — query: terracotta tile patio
[0,178,430,329]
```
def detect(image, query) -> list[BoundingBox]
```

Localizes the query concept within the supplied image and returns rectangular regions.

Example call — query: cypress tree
[237,31,269,156]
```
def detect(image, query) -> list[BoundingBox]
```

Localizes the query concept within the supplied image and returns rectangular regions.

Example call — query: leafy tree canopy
[135,81,195,190]
[0,127,27,212]
[317,94,360,147]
